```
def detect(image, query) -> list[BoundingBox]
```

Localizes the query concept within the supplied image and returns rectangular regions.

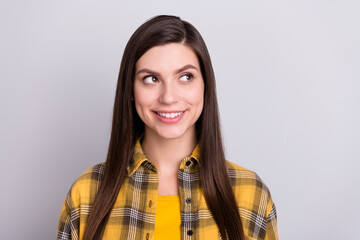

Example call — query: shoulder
[67,162,105,207]
[75,162,105,182]
[225,160,262,183]
[225,160,275,216]
[226,160,267,184]
[225,161,279,239]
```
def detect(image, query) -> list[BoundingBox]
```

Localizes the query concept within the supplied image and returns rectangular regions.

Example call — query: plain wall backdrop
[1,0,359,239]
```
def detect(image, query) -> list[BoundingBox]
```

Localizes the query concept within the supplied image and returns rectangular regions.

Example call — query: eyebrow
[136,64,199,76]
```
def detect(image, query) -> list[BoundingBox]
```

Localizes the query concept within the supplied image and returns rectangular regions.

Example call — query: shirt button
[148,200,152,208]
[146,233,149,239]
[186,160,191,166]
[186,198,192,204]
[187,230,193,236]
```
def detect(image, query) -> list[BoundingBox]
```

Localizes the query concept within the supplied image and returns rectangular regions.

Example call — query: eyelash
[142,73,194,84]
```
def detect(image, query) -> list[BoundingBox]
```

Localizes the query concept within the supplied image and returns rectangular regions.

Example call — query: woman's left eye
[179,73,193,82]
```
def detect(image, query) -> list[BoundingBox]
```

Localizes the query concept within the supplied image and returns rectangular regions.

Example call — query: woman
[57,15,278,240]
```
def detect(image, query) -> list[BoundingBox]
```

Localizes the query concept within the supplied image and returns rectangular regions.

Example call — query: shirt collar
[127,138,200,176]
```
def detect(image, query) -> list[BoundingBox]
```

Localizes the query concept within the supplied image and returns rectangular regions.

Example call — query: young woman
[57,15,278,240]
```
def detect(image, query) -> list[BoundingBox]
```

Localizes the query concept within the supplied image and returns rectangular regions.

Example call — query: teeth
[156,111,183,118]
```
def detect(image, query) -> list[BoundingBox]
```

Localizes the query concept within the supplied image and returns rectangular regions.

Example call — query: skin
[134,43,204,195]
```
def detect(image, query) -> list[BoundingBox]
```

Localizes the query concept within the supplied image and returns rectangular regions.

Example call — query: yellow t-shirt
[154,195,181,240]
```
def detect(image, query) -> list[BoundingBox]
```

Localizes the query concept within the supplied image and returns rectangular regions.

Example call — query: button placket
[183,159,194,238]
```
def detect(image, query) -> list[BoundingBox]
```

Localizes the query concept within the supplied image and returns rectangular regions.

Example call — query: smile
[156,111,184,119]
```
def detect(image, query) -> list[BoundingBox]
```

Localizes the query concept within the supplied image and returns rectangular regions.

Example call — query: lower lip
[152,111,186,124]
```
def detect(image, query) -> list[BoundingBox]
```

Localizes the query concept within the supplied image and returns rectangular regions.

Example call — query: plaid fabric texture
[57,140,278,240]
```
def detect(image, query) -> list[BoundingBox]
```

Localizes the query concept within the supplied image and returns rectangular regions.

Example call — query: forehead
[135,43,200,71]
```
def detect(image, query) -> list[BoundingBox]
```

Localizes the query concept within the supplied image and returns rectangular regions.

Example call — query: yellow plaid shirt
[57,140,278,240]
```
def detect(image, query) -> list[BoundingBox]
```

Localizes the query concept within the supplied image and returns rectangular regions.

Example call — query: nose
[158,81,179,104]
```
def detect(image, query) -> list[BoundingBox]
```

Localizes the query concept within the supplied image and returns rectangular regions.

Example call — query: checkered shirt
[57,139,278,239]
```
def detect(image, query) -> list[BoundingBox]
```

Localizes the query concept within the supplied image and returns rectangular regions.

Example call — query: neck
[141,130,197,173]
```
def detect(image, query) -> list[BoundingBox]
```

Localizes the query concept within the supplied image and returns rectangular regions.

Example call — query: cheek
[186,83,204,112]
[133,83,146,116]
[197,84,205,115]
[134,95,147,117]
[134,84,157,118]
[194,82,205,106]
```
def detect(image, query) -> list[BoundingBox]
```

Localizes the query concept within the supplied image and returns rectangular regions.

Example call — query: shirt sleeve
[57,190,80,240]
[265,203,279,240]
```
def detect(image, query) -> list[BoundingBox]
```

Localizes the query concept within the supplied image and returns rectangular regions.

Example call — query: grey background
[1,0,359,239]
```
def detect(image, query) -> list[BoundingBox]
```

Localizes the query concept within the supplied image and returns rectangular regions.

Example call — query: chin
[155,127,189,140]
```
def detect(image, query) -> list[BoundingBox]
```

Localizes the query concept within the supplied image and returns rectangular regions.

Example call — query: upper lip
[154,110,185,113]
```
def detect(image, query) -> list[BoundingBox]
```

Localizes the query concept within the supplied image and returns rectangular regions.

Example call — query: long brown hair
[83,15,245,240]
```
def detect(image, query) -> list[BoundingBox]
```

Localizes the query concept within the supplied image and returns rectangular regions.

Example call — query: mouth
[154,111,185,119]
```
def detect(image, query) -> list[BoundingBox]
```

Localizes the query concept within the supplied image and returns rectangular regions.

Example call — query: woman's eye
[179,73,193,82]
[143,75,158,84]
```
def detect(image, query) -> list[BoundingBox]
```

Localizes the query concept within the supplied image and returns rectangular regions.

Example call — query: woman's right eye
[143,75,158,84]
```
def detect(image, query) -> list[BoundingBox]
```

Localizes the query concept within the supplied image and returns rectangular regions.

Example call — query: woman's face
[134,43,204,141]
